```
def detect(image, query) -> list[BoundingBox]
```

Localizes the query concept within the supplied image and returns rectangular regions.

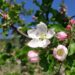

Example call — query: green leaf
[39,51,49,72]
[68,43,75,56]
[48,24,65,32]
[66,70,71,75]
[48,55,55,74]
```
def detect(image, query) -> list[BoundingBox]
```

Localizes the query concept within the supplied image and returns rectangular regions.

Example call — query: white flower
[53,45,68,61]
[27,22,55,48]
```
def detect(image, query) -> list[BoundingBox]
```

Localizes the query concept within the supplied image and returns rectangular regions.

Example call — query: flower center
[57,49,64,56]
[39,33,46,40]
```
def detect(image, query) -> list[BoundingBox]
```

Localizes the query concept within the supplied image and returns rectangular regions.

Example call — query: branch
[70,15,75,19]
[10,24,29,38]
[55,62,62,75]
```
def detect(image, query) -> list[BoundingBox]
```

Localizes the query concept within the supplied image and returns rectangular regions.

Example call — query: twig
[70,15,75,19]
[10,24,29,38]
[55,62,62,75]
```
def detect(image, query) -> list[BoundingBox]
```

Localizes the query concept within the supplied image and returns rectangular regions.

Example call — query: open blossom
[53,45,68,61]
[27,50,39,63]
[56,31,67,41]
[27,22,55,48]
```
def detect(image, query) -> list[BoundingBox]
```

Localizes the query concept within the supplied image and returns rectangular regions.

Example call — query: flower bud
[32,16,38,20]
[66,25,71,30]
[70,19,75,25]
[27,50,39,63]
[56,31,67,41]
[2,13,10,20]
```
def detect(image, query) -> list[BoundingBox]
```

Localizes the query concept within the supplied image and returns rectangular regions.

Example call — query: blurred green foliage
[0,0,75,75]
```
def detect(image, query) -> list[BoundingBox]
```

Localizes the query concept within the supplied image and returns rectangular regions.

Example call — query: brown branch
[10,24,29,38]
[70,15,75,19]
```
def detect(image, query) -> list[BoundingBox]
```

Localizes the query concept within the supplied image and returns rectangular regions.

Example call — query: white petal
[57,45,68,55]
[55,55,66,61]
[37,22,47,34]
[27,39,39,48]
[62,46,68,55]
[27,39,50,48]
[46,29,55,39]
[38,39,50,48]
[27,29,39,39]
[53,45,68,61]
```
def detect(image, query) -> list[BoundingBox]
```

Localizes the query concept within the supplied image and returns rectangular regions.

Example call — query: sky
[24,0,75,23]
[0,0,75,39]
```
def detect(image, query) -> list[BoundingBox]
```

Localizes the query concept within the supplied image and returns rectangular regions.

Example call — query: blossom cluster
[66,19,75,30]
[26,22,70,63]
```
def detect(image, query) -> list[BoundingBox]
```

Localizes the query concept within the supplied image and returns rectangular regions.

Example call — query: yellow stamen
[39,33,46,40]
[57,49,64,56]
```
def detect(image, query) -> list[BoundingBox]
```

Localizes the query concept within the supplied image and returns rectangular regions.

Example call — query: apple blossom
[70,19,75,25]
[56,31,67,41]
[66,24,71,30]
[53,45,68,61]
[27,22,55,48]
[27,50,39,63]
[32,16,38,20]
[2,13,10,20]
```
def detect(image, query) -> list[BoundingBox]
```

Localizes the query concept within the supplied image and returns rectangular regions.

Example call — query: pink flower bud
[2,13,8,19]
[66,24,71,30]
[53,45,68,61]
[2,13,10,20]
[60,8,66,14]
[56,31,67,41]
[70,19,75,25]
[27,50,39,63]
[32,16,38,20]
